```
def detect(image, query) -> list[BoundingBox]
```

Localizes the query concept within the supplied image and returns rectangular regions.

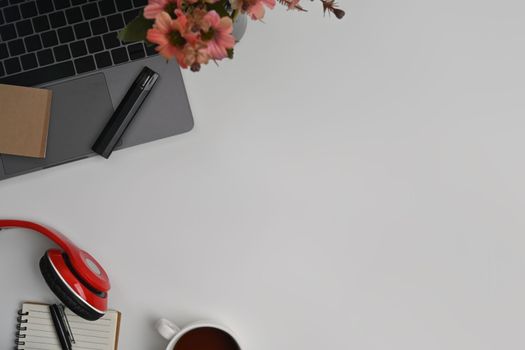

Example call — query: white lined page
[17,303,120,350]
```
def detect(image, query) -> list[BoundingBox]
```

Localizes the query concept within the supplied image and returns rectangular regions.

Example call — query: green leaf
[207,0,231,18]
[118,14,154,43]
[227,48,234,59]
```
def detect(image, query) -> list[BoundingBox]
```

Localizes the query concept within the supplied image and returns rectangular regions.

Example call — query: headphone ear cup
[39,253,103,321]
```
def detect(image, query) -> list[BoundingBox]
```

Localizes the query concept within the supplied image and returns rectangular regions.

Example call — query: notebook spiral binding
[14,309,29,350]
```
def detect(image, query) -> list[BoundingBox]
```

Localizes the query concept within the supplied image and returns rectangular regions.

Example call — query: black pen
[49,304,72,350]
[57,304,75,345]
[92,66,160,159]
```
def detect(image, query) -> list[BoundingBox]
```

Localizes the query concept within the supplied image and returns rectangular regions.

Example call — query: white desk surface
[1,1,525,349]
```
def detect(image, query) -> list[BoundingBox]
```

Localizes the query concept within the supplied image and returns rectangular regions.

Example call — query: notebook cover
[0,84,52,158]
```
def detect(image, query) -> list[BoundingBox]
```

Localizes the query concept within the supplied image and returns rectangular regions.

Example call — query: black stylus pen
[57,304,75,345]
[50,304,72,350]
[92,66,159,159]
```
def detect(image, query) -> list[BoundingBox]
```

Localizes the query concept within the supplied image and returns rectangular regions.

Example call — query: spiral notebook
[15,302,121,350]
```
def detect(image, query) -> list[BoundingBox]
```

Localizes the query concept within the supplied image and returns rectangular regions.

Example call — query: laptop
[0,0,194,181]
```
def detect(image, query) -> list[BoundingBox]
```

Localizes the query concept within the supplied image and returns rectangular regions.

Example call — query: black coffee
[174,327,240,350]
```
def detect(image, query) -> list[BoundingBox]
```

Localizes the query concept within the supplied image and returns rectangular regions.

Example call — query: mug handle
[155,318,181,340]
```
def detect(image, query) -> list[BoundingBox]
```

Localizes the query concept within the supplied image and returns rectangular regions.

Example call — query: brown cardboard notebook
[0,84,53,158]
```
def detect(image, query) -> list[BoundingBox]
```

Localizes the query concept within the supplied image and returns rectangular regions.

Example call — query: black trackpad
[1,74,114,175]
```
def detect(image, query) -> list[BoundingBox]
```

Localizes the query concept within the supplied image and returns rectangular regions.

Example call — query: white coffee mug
[156,318,242,350]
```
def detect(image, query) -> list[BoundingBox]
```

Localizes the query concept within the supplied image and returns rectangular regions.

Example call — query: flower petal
[155,11,173,33]
[146,28,168,46]
[248,2,265,20]
[204,10,221,27]
[262,0,276,9]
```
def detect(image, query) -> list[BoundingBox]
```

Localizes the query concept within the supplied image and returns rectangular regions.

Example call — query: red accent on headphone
[46,249,108,313]
[0,220,110,314]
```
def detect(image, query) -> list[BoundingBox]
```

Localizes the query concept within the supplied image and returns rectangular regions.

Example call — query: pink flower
[232,0,276,20]
[203,11,235,60]
[144,0,177,19]
[183,41,210,71]
[286,0,301,10]
[188,8,212,33]
[146,11,190,67]
[247,0,276,20]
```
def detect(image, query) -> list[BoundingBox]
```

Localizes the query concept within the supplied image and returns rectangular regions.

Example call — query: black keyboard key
[20,2,38,18]
[16,19,33,37]
[49,11,67,28]
[37,48,54,65]
[57,26,74,43]
[8,39,25,56]
[111,47,128,64]
[0,42,7,59]
[71,0,87,6]
[20,53,38,70]
[4,6,20,22]
[69,40,87,57]
[107,14,124,31]
[0,23,16,41]
[4,57,21,74]
[53,0,70,10]
[65,7,82,24]
[74,22,91,39]
[0,62,4,77]
[0,11,4,25]
[32,15,50,32]
[53,44,70,61]
[81,3,99,19]
[37,0,54,14]
[116,0,132,11]
[0,61,75,86]
[127,42,144,60]
[90,18,108,35]
[74,55,95,73]
[123,9,139,24]
[41,30,59,47]
[133,0,148,7]
[103,32,120,49]
[144,43,157,56]
[86,36,103,53]
[94,50,111,68]
[99,0,116,15]
[0,0,7,7]
[24,34,42,51]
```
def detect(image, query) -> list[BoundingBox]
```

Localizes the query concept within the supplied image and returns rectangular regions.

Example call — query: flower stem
[231,9,239,21]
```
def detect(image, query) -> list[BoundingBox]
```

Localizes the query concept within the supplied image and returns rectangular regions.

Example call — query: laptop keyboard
[0,0,157,87]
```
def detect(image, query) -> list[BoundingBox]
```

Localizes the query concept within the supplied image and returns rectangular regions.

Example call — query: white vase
[232,14,248,42]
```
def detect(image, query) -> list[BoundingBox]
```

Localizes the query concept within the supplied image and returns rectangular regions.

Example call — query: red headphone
[0,220,110,320]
